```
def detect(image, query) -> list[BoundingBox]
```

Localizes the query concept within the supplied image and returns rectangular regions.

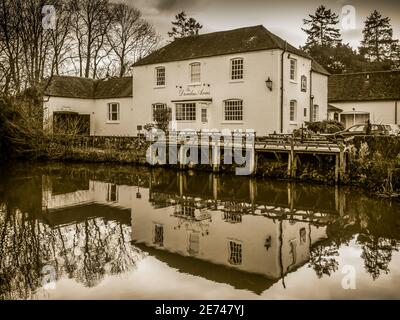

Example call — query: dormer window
[155,66,165,86]
[190,62,201,83]
[231,58,243,80]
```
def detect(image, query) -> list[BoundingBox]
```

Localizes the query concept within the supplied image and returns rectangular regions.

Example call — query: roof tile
[328,71,400,102]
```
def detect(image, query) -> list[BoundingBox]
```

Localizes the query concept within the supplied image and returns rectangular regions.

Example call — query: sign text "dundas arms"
[178,87,210,97]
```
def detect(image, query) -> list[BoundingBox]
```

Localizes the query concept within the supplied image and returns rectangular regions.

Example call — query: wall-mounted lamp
[265,77,273,91]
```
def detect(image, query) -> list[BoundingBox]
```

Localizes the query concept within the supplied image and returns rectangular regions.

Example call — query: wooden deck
[148,131,348,183]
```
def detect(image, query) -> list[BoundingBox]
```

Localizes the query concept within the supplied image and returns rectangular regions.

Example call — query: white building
[43,25,329,137]
[328,70,400,128]
[43,76,133,136]
[132,25,329,136]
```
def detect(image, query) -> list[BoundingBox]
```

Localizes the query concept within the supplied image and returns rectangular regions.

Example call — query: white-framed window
[230,58,243,80]
[107,103,120,121]
[228,240,242,265]
[152,103,167,122]
[290,58,297,81]
[188,232,200,255]
[290,100,297,122]
[176,103,196,121]
[312,104,319,122]
[190,62,201,83]
[154,224,164,246]
[106,184,118,202]
[224,99,243,121]
[201,108,207,123]
[155,66,165,86]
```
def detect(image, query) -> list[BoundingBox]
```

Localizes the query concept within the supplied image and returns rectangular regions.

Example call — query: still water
[1,162,400,300]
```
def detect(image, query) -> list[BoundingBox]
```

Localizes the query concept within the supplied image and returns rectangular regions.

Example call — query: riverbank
[4,134,400,198]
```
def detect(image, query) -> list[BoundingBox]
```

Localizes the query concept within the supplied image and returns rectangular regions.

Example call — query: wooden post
[290,138,295,178]
[287,151,292,177]
[292,154,298,178]
[254,151,258,175]
[212,145,220,173]
[335,153,339,183]
[339,147,346,181]
[178,144,185,170]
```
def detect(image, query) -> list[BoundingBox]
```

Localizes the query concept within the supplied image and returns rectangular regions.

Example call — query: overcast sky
[122,0,400,50]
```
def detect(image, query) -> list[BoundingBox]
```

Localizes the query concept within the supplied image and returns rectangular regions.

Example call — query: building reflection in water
[0,164,400,299]
[131,171,333,293]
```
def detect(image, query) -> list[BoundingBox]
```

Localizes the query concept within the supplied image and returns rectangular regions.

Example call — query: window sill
[188,82,202,86]
[154,85,166,89]
[229,80,244,83]
[289,80,297,84]
[221,121,244,124]
[175,120,197,123]
[106,121,121,124]
[289,121,298,125]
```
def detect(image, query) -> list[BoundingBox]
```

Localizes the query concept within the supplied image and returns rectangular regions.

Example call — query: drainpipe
[395,101,398,125]
[309,70,313,122]
[280,42,287,133]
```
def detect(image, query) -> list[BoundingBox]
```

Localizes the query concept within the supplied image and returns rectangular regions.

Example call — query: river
[0,162,399,299]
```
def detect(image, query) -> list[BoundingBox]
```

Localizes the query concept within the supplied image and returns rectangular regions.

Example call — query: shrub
[306,120,344,134]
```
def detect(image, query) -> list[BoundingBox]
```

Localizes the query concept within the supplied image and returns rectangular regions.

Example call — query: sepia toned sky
[122,0,400,50]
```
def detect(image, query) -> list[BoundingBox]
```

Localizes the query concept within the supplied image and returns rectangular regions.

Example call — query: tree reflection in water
[0,205,143,300]
[1,163,400,299]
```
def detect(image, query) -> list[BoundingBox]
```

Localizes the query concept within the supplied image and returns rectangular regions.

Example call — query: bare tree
[48,0,74,76]
[107,3,158,77]
[70,0,113,78]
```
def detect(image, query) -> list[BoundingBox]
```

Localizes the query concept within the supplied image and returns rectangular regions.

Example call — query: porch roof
[171,98,212,103]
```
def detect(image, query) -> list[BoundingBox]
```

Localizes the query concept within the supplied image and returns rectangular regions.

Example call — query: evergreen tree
[302,5,341,49]
[168,11,202,40]
[306,43,368,74]
[359,10,398,62]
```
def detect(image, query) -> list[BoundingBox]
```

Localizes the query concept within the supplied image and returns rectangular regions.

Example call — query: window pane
[312,104,319,121]
[190,63,201,83]
[224,100,243,121]
[229,241,242,265]
[231,58,243,80]
[290,59,296,81]
[175,103,196,121]
[156,67,165,86]
[152,103,167,122]
[290,101,296,121]
[108,103,119,121]
[201,108,207,122]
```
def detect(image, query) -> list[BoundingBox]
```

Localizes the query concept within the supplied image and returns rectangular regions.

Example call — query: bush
[306,120,344,134]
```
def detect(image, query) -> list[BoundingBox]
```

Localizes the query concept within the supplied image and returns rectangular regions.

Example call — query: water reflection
[0,163,400,299]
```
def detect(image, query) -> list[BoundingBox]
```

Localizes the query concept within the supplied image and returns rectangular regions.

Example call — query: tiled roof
[328,70,400,102]
[134,25,312,66]
[44,76,133,99]
[311,59,330,76]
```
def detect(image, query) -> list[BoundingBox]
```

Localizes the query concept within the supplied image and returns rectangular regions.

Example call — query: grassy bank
[2,128,400,198]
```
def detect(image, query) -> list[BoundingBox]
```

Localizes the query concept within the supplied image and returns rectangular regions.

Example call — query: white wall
[132,49,323,136]
[311,72,328,122]
[329,100,399,126]
[44,96,134,136]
